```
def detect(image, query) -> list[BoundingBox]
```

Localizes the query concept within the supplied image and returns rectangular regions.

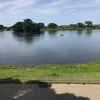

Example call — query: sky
[0,0,100,26]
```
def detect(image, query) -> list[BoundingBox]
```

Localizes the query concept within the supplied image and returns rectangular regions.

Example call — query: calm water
[0,30,100,65]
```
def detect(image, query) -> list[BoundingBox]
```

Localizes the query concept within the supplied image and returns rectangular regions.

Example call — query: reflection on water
[48,30,58,38]
[77,30,82,34]
[85,30,92,37]
[0,30,100,65]
[48,30,69,37]
[12,31,44,44]
[76,30,92,38]
[77,30,83,38]
[0,31,4,39]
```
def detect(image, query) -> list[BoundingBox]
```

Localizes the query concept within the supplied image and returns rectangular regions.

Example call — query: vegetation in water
[13,19,40,32]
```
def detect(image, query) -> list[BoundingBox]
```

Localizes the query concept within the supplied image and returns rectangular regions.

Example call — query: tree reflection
[12,31,44,44]
[0,31,4,39]
[48,30,58,38]
[76,30,92,38]
[76,30,83,38]
[77,30,82,34]
[85,30,92,38]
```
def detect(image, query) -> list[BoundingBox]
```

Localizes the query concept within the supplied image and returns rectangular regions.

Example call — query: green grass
[40,27,94,31]
[0,60,100,83]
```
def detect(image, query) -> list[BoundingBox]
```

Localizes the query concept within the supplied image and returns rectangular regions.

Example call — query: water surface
[0,30,100,65]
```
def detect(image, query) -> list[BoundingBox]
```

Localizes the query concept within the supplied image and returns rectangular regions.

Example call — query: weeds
[0,60,100,83]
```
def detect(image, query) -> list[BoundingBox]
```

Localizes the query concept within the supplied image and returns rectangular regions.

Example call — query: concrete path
[0,84,100,100]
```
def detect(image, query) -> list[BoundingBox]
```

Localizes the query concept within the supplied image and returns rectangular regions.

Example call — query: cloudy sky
[0,0,100,26]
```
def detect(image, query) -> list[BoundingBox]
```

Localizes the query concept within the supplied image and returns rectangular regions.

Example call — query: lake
[0,29,100,65]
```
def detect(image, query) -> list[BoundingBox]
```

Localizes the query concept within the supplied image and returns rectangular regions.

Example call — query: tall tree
[38,22,44,29]
[85,21,93,27]
[23,19,33,32]
[0,25,4,30]
[13,22,24,32]
[13,19,40,32]
[77,22,85,28]
[48,23,58,29]
[69,24,77,29]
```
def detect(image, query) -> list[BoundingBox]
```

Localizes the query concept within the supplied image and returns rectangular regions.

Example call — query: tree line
[0,19,100,32]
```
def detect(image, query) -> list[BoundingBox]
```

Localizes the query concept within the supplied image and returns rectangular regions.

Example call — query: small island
[13,19,41,33]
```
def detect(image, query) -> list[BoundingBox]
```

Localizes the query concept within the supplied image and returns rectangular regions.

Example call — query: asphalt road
[0,83,100,100]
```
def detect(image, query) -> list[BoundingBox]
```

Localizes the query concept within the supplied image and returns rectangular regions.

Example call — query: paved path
[0,84,100,100]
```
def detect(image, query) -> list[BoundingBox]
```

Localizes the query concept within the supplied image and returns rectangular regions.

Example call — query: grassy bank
[40,27,95,31]
[0,60,100,84]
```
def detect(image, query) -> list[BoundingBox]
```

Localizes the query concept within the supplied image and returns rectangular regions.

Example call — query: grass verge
[0,60,100,84]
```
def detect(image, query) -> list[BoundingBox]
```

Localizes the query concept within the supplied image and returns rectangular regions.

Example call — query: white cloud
[0,0,99,18]
[38,0,69,7]
[76,0,85,4]
[0,0,37,17]
[0,0,66,17]
[15,0,70,16]
[78,0,100,8]
[34,0,69,15]
[0,0,100,26]
[64,0,100,9]
[34,0,100,15]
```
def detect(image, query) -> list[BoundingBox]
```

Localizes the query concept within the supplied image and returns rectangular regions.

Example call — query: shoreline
[0,60,100,83]
[0,82,100,85]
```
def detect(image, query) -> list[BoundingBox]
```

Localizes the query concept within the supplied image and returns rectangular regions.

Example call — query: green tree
[85,21,93,27]
[37,22,44,29]
[48,23,58,29]
[13,19,40,32]
[69,24,77,29]
[77,22,85,28]
[23,19,33,32]
[13,22,24,32]
[0,25,4,30]
[31,23,40,32]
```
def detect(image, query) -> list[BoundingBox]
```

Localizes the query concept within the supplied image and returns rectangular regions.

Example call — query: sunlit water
[0,30,100,65]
